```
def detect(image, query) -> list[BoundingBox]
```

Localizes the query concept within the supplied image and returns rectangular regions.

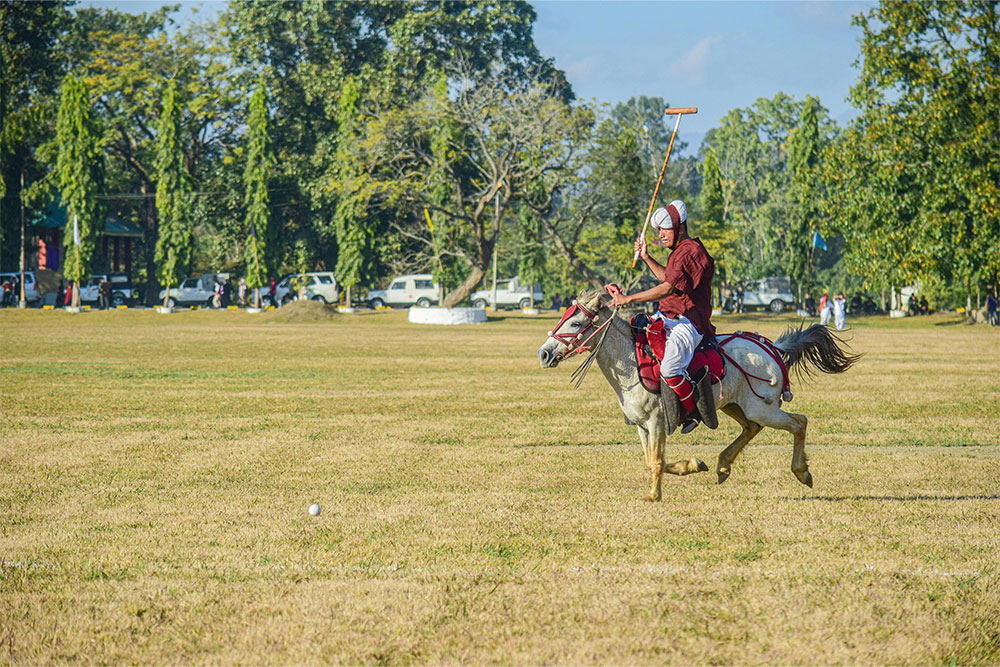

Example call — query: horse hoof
[796,470,813,488]
[694,458,709,473]
[642,494,661,502]
[717,469,730,485]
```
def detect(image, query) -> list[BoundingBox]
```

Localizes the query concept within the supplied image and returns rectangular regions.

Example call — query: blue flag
[812,231,828,251]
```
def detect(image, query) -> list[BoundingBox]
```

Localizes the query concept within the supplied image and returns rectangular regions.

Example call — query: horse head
[537,289,610,368]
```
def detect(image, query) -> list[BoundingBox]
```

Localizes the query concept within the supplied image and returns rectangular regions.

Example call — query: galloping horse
[537,289,860,501]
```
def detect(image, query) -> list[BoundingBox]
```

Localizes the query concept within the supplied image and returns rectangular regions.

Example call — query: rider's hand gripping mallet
[632,106,698,268]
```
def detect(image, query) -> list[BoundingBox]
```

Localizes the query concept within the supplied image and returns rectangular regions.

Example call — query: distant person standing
[238,277,248,307]
[833,293,847,330]
[819,292,831,326]
[268,277,277,307]
[98,278,111,310]
[550,293,562,311]
[920,296,929,315]
[804,293,816,317]
[987,292,998,326]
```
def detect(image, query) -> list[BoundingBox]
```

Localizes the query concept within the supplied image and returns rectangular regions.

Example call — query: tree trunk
[442,266,485,307]
[140,183,159,305]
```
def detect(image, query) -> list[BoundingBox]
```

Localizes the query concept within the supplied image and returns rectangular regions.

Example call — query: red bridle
[547,301,615,361]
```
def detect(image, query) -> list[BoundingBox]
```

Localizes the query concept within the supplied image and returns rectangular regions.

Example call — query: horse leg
[743,405,812,488]
[636,422,664,502]
[716,403,763,484]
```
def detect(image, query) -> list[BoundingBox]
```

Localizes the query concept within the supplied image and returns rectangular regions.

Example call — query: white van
[470,276,544,310]
[366,273,439,308]
[275,271,339,305]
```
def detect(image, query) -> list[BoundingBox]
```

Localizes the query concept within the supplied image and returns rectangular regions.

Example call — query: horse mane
[775,323,863,378]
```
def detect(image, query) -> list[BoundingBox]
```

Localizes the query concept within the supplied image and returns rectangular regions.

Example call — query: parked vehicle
[158,274,225,307]
[0,270,41,305]
[470,276,544,310]
[274,272,339,305]
[366,273,439,308]
[741,276,795,313]
[79,273,135,307]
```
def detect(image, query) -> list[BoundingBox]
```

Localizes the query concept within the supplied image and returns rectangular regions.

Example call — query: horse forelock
[576,288,608,312]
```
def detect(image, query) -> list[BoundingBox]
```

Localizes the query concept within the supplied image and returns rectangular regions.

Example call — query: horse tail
[774,324,862,378]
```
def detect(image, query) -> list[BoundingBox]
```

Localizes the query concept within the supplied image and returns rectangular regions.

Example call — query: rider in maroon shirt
[609,200,715,432]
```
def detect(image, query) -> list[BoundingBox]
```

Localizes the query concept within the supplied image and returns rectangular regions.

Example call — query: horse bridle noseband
[547,301,618,362]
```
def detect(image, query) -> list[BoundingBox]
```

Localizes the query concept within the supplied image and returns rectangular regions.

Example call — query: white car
[366,273,439,308]
[79,273,135,306]
[159,274,222,307]
[0,271,41,304]
[274,272,339,305]
[741,276,796,313]
[470,276,544,310]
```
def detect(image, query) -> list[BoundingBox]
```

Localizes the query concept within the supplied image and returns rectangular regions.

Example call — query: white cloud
[669,36,723,86]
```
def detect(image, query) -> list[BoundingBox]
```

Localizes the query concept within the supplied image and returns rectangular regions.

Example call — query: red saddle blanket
[632,316,725,393]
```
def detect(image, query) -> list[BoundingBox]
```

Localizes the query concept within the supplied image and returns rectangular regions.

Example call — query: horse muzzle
[537,345,560,368]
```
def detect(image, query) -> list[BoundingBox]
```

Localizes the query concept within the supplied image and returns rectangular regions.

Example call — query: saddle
[630,313,725,393]
[631,313,724,435]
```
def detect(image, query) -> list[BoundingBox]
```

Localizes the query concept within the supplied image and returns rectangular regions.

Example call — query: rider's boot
[664,374,699,434]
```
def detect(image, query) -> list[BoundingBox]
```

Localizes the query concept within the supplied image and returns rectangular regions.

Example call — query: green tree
[55,74,103,307]
[696,146,737,301]
[242,82,273,308]
[0,1,73,268]
[226,1,571,283]
[154,80,192,308]
[706,93,837,282]
[786,95,826,297]
[826,1,1000,306]
[72,6,239,300]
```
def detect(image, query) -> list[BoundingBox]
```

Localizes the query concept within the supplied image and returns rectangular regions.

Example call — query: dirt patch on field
[262,299,340,322]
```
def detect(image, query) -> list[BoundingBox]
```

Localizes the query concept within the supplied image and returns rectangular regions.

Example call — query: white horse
[537,289,860,501]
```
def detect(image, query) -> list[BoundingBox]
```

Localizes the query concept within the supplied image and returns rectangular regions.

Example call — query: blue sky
[83,0,875,153]
[532,0,876,153]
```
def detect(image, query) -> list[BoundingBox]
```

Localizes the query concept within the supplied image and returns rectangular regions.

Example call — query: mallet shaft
[633,107,693,268]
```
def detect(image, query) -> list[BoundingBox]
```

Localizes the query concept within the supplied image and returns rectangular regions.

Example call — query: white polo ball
[308,503,321,516]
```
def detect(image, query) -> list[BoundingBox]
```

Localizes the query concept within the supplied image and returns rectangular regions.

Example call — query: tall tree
[705,93,836,281]
[55,74,103,307]
[0,1,72,267]
[225,1,572,282]
[786,95,826,297]
[696,146,736,296]
[357,70,588,306]
[242,81,273,308]
[73,6,239,300]
[154,80,192,308]
[825,1,1000,302]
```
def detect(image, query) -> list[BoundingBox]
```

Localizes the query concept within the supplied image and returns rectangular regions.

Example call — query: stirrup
[681,417,700,434]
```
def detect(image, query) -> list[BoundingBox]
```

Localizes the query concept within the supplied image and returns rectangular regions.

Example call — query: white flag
[73,214,81,247]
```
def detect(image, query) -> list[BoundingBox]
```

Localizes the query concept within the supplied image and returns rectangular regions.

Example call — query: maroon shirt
[658,237,716,337]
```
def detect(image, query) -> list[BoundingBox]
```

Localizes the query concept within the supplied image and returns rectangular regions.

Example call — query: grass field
[2,304,998,665]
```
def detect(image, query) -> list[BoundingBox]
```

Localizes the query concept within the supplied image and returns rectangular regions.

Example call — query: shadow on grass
[790,494,1000,502]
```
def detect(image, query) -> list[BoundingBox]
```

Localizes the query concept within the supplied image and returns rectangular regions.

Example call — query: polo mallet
[632,106,698,268]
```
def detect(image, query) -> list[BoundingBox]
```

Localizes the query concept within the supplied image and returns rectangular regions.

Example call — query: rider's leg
[660,318,702,433]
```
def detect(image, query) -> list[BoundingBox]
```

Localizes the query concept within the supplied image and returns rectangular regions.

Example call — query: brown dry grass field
[2,303,999,665]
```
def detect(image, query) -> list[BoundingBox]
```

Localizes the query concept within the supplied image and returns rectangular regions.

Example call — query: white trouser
[820,305,832,325]
[651,312,703,378]
[834,308,846,330]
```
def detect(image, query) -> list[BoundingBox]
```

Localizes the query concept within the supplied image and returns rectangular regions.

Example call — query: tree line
[1,1,996,308]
